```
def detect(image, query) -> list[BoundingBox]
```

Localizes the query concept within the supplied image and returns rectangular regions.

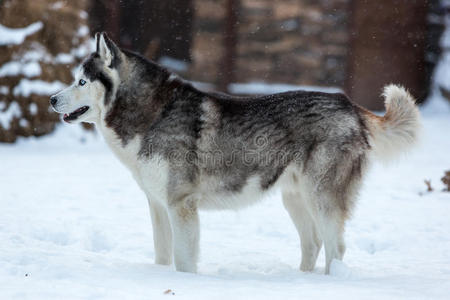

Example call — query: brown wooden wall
[190,0,352,89]
[346,0,428,110]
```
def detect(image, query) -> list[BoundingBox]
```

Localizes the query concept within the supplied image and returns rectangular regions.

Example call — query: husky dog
[50,33,420,274]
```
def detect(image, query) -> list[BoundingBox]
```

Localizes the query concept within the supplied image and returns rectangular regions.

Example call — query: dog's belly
[196,175,277,210]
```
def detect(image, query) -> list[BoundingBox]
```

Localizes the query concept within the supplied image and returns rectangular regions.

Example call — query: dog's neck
[99,60,200,149]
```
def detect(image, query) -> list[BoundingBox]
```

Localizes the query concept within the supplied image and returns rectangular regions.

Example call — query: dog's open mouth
[63,106,89,122]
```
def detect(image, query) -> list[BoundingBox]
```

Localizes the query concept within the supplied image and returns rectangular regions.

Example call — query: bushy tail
[362,84,421,163]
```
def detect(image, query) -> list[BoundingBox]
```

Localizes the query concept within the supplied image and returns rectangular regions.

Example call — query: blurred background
[0,0,449,143]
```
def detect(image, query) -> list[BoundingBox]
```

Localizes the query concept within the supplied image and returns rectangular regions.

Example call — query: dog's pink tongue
[64,114,68,118]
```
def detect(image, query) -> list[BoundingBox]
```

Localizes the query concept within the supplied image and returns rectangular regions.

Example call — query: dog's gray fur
[51,33,421,274]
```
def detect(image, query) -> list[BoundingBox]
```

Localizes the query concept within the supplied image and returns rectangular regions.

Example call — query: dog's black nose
[50,96,58,106]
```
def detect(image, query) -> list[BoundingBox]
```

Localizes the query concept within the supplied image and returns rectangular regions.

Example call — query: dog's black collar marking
[82,55,114,105]
[98,72,113,104]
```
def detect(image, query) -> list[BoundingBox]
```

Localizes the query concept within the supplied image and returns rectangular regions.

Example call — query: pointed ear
[95,32,101,53]
[97,32,120,67]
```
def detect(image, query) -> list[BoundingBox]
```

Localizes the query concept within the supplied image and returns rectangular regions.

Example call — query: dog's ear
[96,32,120,67]
[95,32,101,53]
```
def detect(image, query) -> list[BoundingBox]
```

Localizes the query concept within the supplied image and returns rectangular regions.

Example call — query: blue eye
[79,79,86,86]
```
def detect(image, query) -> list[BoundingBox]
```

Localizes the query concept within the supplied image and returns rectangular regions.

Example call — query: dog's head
[50,32,122,124]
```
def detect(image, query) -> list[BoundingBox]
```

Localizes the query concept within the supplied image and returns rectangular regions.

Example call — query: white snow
[229,81,341,94]
[19,118,29,128]
[159,56,189,72]
[13,79,66,97]
[79,11,88,20]
[0,22,43,46]
[0,105,449,299]
[55,53,75,64]
[22,62,41,77]
[0,61,41,78]
[0,101,21,129]
[21,46,52,63]
[49,1,65,10]
[0,86,9,95]
[29,103,38,115]
[72,42,92,59]
[77,25,89,37]
[191,81,216,92]
[3,37,90,72]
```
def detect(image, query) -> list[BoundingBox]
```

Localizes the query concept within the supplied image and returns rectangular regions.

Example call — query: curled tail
[361,84,421,163]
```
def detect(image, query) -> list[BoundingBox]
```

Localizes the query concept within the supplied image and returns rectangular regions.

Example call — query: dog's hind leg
[313,154,363,274]
[148,198,173,265]
[282,191,322,272]
[167,197,200,273]
[315,203,346,275]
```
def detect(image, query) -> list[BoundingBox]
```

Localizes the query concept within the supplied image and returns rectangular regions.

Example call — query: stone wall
[189,0,351,88]
[0,0,90,143]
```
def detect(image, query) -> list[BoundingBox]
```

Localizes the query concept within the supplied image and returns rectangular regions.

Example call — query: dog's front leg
[167,196,199,273]
[147,198,173,265]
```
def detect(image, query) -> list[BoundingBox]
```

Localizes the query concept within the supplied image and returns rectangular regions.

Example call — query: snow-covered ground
[0,100,449,299]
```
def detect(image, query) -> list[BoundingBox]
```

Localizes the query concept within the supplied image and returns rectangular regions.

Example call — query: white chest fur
[98,123,169,204]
